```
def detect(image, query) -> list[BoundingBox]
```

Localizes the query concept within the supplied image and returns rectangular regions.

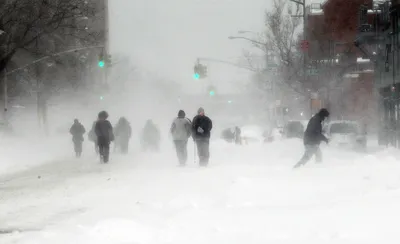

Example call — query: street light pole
[104,0,110,86]
[289,0,308,113]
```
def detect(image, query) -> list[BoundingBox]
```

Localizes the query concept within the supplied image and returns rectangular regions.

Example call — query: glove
[197,127,204,133]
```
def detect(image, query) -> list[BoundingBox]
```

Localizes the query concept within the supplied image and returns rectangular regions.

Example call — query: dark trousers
[73,140,83,157]
[294,144,322,168]
[174,140,188,165]
[196,139,210,166]
[98,138,110,163]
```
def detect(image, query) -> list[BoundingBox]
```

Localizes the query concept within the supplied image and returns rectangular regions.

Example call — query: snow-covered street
[1,139,400,244]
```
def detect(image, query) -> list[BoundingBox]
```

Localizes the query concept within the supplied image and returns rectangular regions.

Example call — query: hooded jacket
[171,110,192,141]
[95,119,114,142]
[70,121,86,142]
[303,109,329,145]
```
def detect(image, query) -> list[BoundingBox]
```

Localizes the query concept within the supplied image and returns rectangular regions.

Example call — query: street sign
[300,40,309,51]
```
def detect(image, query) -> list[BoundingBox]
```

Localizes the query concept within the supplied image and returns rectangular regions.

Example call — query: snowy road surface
[1,139,400,244]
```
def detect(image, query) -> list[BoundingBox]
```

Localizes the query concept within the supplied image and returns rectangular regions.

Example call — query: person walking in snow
[114,117,132,154]
[234,126,242,145]
[294,108,330,168]
[141,119,161,152]
[170,110,192,166]
[95,111,114,163]
[192,107,212,167]
[70,119,86,158]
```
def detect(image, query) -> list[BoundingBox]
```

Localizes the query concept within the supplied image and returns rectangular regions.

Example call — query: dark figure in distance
[221,128,235,143]
[70,119,86,157]
[294,108,330,168]
[234,126,242,145]
[141,119,161,152]
[192,107,212,167]
[170,110,192,166]
[95,111,114,163]
[114,117,132,154]
[88,120,99,155]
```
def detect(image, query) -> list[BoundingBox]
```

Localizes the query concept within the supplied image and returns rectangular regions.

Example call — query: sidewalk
[0,135,73,176]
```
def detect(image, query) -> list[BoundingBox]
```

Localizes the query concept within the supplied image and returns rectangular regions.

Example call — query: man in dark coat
[170,110,192,166]
[114,117,132,154]
[294,108,330,168]
[70,119,86,157]
[95,111,114,163]
[192,107,212,166]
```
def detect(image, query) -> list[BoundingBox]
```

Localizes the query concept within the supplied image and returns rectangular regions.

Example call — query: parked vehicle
[323,120,367,150]
[282,120,308,139]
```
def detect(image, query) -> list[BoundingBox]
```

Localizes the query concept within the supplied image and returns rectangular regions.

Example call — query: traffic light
[98,53,112,68]
[207,85,216,96]
[98,53,105,68]
[193,63,207,79]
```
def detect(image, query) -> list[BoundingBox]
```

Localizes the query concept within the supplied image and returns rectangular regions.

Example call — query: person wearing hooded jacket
[294,108,330,168]
[192,107,212,166]
[70,119,86,157]
[141,120,161,152]
[95,111,114,163]
[114,117,132,154]
[170,110,192,166]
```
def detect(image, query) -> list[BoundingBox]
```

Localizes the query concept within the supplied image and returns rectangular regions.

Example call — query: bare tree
[0,0,103,132]
[0,0,101,73]
[242,0,305,97]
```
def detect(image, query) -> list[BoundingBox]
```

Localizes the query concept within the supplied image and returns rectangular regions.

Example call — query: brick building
[306,0,376,125]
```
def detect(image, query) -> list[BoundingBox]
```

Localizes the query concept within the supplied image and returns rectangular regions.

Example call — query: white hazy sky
[109,0,273,94]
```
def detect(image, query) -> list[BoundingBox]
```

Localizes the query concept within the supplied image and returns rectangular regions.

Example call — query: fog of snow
[1,0,400,243]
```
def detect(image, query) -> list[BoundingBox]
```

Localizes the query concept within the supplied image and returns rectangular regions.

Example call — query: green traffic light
[98,60,105,67]
[209,90,215,96]
[100,96,104,100]
[193,73,200,80]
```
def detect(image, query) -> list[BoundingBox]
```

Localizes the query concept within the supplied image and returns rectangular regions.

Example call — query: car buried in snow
[323,120,367,151]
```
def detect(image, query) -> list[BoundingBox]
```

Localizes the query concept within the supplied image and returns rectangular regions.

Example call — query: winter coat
[170,117,192,141]
[115,122,132,141]
[70,123,86,142]
[95,119,114,143]
[142,123,160,144]
[303,114,328,146]
[192,115,212,140]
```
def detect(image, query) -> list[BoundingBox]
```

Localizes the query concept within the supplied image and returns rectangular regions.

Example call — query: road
[1,139,400,244]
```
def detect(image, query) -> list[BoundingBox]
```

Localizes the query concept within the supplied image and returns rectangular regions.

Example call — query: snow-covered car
[323,120,367,150]
[240,125,267,144]
[282,120,308,139]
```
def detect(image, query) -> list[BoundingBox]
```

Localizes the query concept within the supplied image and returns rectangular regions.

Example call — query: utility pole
[290,0,308,114]
[104,0,110,86]
[3,69,7,121]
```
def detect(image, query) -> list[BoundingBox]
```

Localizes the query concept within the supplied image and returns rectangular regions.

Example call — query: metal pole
[104,0,109,85]
[303,0,309,115]
[3,68,7,119]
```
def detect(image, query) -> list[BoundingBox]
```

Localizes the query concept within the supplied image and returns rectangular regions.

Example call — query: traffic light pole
[104,0,110,86]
